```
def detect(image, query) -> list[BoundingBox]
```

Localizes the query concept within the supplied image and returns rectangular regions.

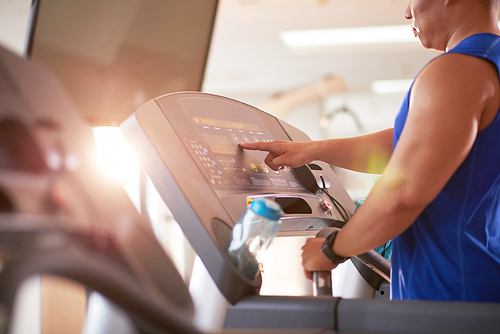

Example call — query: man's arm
[302,53,499,277]
[239,128,393,174]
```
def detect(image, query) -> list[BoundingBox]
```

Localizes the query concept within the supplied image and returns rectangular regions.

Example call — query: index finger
[238,141,273,152]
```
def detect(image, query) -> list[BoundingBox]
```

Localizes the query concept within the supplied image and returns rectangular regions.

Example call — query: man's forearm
[312,128,394,174]
[332,172,427,258]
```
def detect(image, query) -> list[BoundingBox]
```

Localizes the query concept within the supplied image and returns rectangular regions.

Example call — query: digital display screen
[192,116,261,132]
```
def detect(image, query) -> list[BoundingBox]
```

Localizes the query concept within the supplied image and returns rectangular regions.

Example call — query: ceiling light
[371,79,414,94]
[280,25,415,48]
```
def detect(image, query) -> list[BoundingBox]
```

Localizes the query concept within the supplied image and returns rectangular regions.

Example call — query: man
[240,0,500,301]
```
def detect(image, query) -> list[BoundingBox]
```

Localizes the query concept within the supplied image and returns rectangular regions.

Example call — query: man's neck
[445,4,500,51]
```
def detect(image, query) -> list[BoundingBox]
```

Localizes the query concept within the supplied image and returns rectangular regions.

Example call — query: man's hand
[239,140,315,171]
[300,237,338,280]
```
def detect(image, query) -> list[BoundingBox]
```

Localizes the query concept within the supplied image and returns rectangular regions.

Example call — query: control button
[250,163,259,172]
[261,164,269,173]
[319,199,333,213]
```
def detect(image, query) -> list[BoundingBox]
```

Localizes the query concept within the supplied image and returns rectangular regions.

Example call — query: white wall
[0,0,31,55]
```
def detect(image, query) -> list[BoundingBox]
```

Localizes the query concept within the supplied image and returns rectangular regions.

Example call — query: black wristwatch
[321,230,350,265]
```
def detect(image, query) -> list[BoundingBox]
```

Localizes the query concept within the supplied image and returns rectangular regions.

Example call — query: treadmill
[0,43,498,334]
[121,91,500,333]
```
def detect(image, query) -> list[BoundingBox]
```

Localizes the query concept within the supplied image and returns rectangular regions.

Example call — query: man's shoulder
[418,52,497,86]
[411,49,499,128]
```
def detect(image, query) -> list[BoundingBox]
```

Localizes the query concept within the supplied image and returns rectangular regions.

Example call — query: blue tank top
[392,33,500,302]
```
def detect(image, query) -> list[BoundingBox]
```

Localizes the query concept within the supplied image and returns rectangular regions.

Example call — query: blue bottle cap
[250,198,283,221]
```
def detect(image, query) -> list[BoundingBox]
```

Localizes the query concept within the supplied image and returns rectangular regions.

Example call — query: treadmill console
[177,97,300,191]
[121,92,355,303]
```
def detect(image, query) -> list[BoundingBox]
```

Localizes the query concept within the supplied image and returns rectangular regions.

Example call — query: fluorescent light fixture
[371,79,414,94]
[280,25,415,48]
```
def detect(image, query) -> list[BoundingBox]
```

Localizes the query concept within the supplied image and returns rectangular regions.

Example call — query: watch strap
[321,230,349,265]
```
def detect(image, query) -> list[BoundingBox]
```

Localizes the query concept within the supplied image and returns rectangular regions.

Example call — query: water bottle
[227,198,283,280]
